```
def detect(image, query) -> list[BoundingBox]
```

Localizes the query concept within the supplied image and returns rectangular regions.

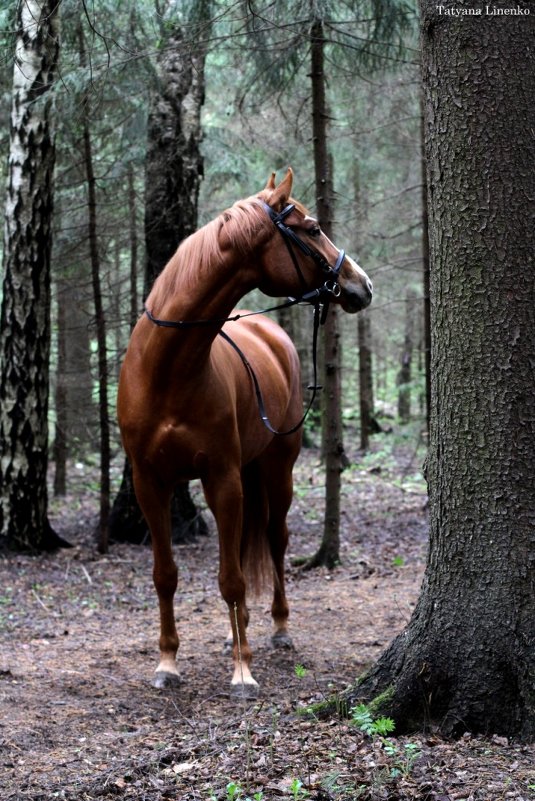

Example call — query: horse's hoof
[230,682,259,700]
[271,631,294,650]
[152,671,180,689]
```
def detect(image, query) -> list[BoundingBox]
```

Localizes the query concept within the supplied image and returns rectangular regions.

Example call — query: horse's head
[257,168,373,313]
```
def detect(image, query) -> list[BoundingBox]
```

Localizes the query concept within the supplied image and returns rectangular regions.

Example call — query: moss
[298,681,395,723]
[366,686,395,717]
[354,670,370,687]
[297,691,350,720]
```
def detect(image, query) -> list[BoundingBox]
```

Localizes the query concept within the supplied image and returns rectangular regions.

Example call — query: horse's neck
[145,251,254,373]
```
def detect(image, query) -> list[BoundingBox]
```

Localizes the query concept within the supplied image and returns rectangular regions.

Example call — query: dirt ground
[0,444,533,801]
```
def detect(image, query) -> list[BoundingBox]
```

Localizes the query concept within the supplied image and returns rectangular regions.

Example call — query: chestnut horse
[117,169,372,695]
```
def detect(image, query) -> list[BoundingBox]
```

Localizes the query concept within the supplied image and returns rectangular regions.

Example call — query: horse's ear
[264,172,276,191]
[267,167,293,211]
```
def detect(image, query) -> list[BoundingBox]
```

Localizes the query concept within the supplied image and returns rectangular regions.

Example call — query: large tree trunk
[143,26,206,295]
[110,21,209,545]
[0,0,64,551]
[344,4,535,740]
[420,101,431,434]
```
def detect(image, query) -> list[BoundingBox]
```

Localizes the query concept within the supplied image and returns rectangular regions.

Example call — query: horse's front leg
[133,471,179,688]
[203,469,258,697]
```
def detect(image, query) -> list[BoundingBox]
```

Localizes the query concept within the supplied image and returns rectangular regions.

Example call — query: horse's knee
[153,561,178,600]
[218,571,246,606]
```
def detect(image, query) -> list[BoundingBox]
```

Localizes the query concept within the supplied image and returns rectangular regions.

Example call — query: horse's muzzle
[341,278,373,312]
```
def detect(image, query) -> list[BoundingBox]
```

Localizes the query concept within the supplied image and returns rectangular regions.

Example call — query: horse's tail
[241,461,273,596]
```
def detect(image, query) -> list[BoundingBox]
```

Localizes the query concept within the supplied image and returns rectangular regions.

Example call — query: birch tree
[0,0,63,551]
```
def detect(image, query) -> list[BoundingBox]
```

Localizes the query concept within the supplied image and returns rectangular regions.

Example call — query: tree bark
[343,4,535,740]
[305,17,347,570]
[128,162,139,330]
[358,311,374,451]
[420,101,431,434]
[144,25,206,295]
[110,21,209,545]
[397,289,416,423]
[0,0,65,551]
[53,279,68,497]
[83,120,111,553]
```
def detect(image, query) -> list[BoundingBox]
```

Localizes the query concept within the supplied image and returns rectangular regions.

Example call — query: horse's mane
[146,194,309,312]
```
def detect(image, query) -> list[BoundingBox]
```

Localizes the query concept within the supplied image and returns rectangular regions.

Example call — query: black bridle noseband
[144,200,347,435]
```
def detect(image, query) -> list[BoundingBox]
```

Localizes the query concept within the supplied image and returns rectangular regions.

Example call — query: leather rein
[144,201,345,436]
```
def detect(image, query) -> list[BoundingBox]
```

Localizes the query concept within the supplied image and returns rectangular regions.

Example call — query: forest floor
[0,431,533,801]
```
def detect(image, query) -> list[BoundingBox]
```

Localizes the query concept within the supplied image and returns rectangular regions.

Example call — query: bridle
[262,201,345,313]
[144,200,347,435]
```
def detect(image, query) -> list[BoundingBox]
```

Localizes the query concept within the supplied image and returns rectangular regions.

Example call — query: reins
[144,200,345,436]
[218,302,323,436]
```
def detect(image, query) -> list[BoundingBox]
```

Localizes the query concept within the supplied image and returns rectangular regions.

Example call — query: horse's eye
[309,225,321,238]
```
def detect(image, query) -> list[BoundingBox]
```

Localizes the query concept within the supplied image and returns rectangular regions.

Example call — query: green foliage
[351,704,396,737]
[350,703,422,780]
[288,777,308,800]
[226,781,241,801]
[294,663,308,679]
[221,782,263,801]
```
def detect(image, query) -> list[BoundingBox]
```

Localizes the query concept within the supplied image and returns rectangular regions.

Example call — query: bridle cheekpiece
[262,201,344,304]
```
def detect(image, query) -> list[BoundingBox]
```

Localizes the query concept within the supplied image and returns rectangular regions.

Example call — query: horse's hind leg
[132,469,179,688]
[267,513,294,649]
[259,440,299,650]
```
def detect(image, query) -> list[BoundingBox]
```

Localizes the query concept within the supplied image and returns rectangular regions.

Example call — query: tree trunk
[344,4,535,740]
[306,18,347,569]
[144,25,206,295]
[128,162,139,329]
[397,289,416,423]
[0,0,65,551]
[63,277,95,450]
[110,21,209,545]
[421,101,431,434]
[358,311,374,451]
[53,279,68,497]
[83,121,111,554]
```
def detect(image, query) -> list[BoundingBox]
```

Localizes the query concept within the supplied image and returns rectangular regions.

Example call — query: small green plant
[288,778,308,800]
[294,663,308,679]
[226,781,242,801]
[350,703,421,779]
[391,555,405,567]
[222,780,264,801]
[351,704,395,737]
